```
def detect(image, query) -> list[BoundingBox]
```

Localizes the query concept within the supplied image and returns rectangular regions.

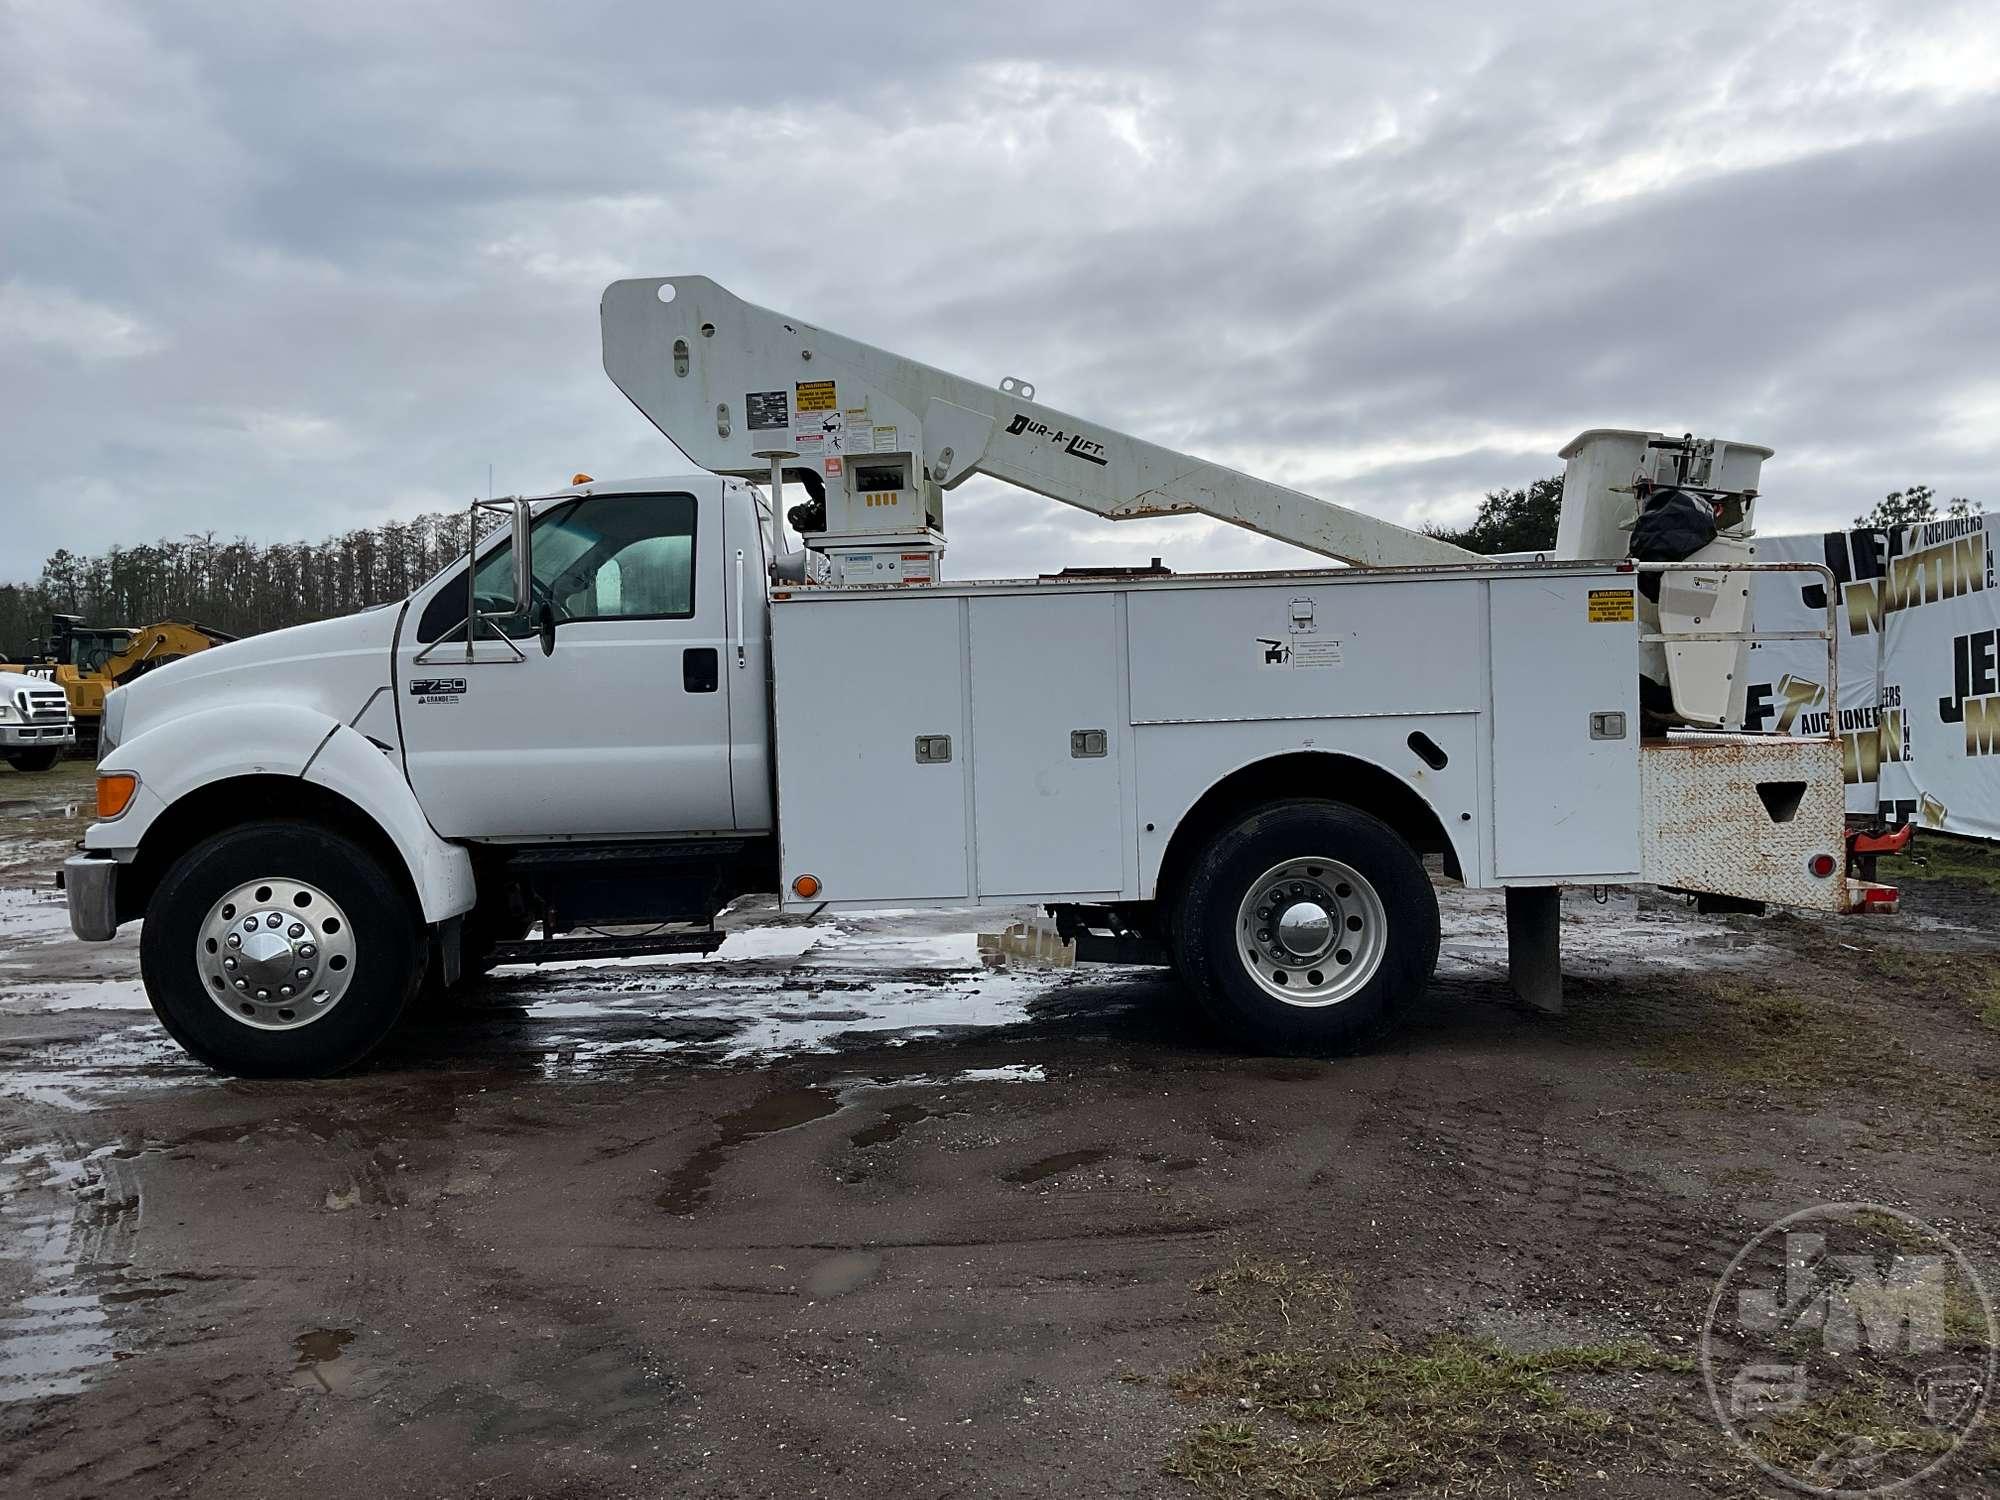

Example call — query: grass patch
[1747,1376,1958,1486]
[1193,1256,1352,1339]
[1168,1255,1693,1497]
[1883,831,2000,892]
[1638,977,1886,1091]
[1868,949,2000,1036]
[1167,1334,1691,1497]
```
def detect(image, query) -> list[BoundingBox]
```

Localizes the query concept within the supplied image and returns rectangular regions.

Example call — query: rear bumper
[1,723,74,748]
[63,854,119,942]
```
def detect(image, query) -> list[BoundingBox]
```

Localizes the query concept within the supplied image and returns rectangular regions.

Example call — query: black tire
[5,748,61,772]
[1173,799,1438,1053]
[139,821,426,1077]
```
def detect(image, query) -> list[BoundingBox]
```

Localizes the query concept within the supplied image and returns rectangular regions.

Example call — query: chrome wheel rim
[1235,856,1387,1007]
[197,877,356,1030]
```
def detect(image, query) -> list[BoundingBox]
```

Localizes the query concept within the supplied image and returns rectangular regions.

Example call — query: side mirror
[450,496,537,663]
[508,496,532,614]
[465,495,533,620]
[538,600,557,657]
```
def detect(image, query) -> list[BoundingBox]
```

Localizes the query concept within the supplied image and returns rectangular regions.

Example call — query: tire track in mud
[0,1129,135,1404]
[0,1106,422,1495]
[1385,1093,1756,1331]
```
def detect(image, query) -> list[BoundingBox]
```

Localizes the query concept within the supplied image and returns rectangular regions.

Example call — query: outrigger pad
[1505,886,1563,1016]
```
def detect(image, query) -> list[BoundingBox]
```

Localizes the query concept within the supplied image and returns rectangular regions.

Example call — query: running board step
[490,931,726,966]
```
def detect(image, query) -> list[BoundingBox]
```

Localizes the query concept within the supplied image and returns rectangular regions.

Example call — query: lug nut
[223,956,237,969]
[279,986,293,998]
[300,944,317,959]
[288,923,306,939]
[256,989,270,1000]
[266,913,283,929]
[234,978,248,990]
[296,967,311,981]
[243,917,257,931]
[226,933,241,949]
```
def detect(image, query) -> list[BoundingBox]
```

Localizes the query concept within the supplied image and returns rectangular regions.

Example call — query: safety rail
[1628,558,1840,743]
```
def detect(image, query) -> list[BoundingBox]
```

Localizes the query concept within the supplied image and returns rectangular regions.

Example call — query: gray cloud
[2,0,1995,584]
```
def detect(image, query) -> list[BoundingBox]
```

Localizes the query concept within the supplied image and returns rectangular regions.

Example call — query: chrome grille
[19,687,69,723]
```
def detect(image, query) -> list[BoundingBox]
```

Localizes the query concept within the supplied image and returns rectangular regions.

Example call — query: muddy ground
[2,757,1997,1498]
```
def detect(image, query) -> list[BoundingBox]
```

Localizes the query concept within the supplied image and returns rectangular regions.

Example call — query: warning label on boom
[746,391,787,430]
[1588,589,1636,623]
[795,380,837,413]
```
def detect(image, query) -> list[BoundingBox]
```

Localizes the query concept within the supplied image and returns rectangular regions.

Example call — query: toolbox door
[969,592,1125,896]
[1489,576,1641,880]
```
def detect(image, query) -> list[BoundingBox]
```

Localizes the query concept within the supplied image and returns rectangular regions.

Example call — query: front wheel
[1173,800,1438,1053]
[139,821,426,1076]
[5,748,61,772]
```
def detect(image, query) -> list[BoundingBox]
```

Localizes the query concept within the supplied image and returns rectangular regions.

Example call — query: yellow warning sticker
[1588,588,1636,623]
[795,379,836,413]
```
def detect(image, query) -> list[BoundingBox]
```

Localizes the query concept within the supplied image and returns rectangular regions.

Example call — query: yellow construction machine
[17,615,235,744]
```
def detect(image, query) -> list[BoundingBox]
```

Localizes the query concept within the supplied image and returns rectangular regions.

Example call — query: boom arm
[602,276,1477,570]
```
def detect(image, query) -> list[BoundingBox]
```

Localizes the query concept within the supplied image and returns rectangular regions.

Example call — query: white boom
[601,276,1480,574]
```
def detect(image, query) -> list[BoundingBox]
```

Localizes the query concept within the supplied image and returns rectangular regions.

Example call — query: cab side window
[417,493,698,642]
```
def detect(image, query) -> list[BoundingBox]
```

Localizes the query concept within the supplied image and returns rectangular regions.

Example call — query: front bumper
[1,723,75,748]
[64,854,119,942]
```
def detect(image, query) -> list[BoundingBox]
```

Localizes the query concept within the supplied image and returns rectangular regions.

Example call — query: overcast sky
[2,0,1996,582]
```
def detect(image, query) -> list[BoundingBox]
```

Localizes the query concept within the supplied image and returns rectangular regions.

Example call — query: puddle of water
[955,1065,1046,1084]
[0,799,83,820]
[656,1085,843,1213]
[1002,1147,1112,1185]
[0,979,152,1013]
[0,1025,209,1113]
[803,1250,880,1300]
[521,966,1048,1077]
[1437,886,1771,978]
[0,1141,133,1402]
[848,1102,933,1150]
[292,1327,357,1392]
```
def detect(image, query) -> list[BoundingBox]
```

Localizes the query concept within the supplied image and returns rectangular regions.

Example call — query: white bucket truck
[63,277,1891,1075]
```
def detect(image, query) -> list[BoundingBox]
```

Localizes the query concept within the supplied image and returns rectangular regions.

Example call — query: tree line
[1,478,1981,657]
[1,509,483,659]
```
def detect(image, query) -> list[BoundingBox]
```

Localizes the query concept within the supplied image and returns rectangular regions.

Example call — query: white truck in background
[63,276,1894,1076]
[0,670,76,772]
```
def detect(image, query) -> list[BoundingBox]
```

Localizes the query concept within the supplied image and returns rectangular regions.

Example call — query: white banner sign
[1742,516,1996,838]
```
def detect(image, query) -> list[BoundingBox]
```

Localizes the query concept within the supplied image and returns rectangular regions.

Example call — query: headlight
[0,703,14,721]
[99,688,126,754]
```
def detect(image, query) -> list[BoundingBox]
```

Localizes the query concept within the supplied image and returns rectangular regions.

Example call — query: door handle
[682,646,719,693]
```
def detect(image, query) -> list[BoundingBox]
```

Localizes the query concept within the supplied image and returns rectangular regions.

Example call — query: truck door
[396,489,736,839]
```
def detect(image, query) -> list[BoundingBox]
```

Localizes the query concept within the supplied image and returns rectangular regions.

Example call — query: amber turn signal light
[96,772,138,819]
[791,873,821,899]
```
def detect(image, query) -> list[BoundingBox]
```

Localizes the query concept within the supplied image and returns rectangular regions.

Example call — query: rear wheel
[139,821,425,1076]
[5,748,61,772]
[1173,800,1438,1052]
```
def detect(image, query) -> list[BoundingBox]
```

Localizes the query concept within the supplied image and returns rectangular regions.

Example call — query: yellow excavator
[14,615,235,745]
